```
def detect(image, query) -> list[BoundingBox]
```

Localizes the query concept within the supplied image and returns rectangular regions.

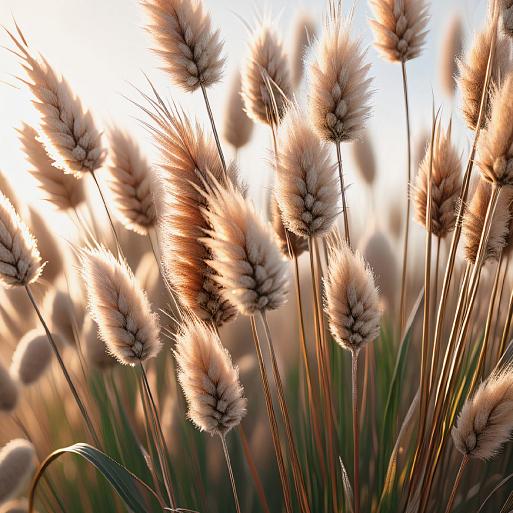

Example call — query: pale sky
[0,0,490,243]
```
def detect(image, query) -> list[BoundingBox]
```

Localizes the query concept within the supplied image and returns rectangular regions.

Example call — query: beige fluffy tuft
[478,73,513,186]
[223,72,254,150]
[17,123,85,211]
[0,362,18,413]
[462,179,512,264]
[0,439,35,504]
[142,0,224,92]
[81,247,162,366]
[458,22,509,131]
[10,329,53,385]
[291,12,317,88]
[439,14,464,97]
[351,130,377,186]
[270,197,308,259]
[241,23,292,125]
[309,16,372,143]
[369,0,429,62]
[452,366,513,459]
[150,106,238,326]
[324,236,381,353]
[0,499,30,513]
[108,127,156,235]
[414,121,462,238]
[0,191,42,287]
[202,176,289,315]
[9,31,105,177]
[174,316,247,435]
[275,106,339,238]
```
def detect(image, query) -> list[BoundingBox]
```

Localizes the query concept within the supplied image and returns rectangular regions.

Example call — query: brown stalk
[200,84,227,175]
[335,141,351,246]
[260,311,311,513]
[220,435,241,513]
[293,253,327,479]
[443,455,469,513]
[470,250,503,391]
[238,426,271,513]
[398,60,412,336]
[351,349,360,513]
[249,315,293,513]
[499,287,513,357]
[431,236,441,325]
[24,284,101,448]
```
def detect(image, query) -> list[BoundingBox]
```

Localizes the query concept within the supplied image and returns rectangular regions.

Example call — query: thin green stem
[24,284,100,448]
[352,350,360,513]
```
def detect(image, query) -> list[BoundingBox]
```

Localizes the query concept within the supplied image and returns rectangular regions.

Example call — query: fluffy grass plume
[478,73,513,186]
[174,315,247,435]
[462,180,512,264]
[309,15,372,143]
[275,106,339,238]
[452,367,513,460]
[17,123,85,211]
[414,121,462,238]
[108,127,156,235]
[0,192,42,287]
[223,72,254,150]
[351,130,377,186]
[8,29,105,176]
[202,175,289,315]
[0,362,18,412]
[0,499,30,513]
[458,20,509,131]
[141,0,224,92]
[500,0,513,37]
[291,11,317,88]
[324,236,381,354]
[152,107,237,326]
[439,14,464,97]
[369,0,429,62]
[0,439,35,504]
[10,329,53,385]
[81,246,162,366]
[270,197,308,259]
[242,23,292,125]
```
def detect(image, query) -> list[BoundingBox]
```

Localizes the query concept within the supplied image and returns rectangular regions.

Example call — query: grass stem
[221,435,242,513]
[335,140,351,247]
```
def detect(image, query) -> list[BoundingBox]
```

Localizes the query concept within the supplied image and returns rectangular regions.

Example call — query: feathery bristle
[0,192,42,287]
[270,196,308,259]
[414,121,462,238]
[351,130,377,186]
[478,73,513,186]
[241,23,292,125]
[9,31,105,176]
[152,107,238,326]
[458,21,509,131]
[275,107,339,238]
[202,175,289,315]
[17,123,85,211]
[174,315,247,435]
[500,0,513,37]
[309,16,372,143]
[0,439,35,504]
[324,236,381,353]
[0,499,30,513]
[108,128,156,236]
[291,12,317,89]
[223,72,254,150]
[0,172,20,214]
[369,0,429,63]
[82,317,117,370]
[142,0,224,92]
[10,329,53,385]
[439,14,464,97]
[81,247,162,366]
[462,179,512,264]
[0,362,18,412]
[452,366,513,459]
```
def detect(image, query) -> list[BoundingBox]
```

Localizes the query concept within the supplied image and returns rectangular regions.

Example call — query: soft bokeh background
[0,0,489,238]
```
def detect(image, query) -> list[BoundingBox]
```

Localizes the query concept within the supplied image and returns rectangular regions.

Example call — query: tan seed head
[10,329,53,385]
[0,439,35,504]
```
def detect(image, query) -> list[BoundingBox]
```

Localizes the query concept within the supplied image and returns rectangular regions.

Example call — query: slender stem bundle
[443,456,468,513]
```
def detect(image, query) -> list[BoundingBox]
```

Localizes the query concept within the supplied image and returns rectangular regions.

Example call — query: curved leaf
[29,443,165,513]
